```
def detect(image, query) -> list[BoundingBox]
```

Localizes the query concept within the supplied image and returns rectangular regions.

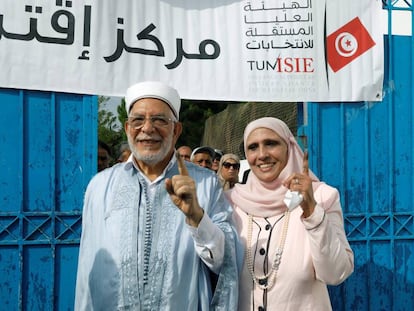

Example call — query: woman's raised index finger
[303,149,309,175]
[175,150,189,176]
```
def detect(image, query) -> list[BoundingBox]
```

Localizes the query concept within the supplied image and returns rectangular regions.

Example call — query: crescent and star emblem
[335,32,358,57]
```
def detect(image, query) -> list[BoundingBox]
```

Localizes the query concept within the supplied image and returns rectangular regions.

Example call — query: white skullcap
[125,81,181,119]
[190,146,215,161]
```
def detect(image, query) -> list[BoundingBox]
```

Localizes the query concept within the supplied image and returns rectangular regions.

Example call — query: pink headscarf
[226,117,321,217]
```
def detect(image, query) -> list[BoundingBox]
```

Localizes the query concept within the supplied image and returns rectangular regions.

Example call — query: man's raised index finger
[175,150,189,176]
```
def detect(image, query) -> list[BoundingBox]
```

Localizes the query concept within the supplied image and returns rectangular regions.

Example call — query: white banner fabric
[0,0,384,102]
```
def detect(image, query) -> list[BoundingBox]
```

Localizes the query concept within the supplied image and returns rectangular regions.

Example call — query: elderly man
[75,81,240,310]
[191,146,215,169]
[177,145,192,162]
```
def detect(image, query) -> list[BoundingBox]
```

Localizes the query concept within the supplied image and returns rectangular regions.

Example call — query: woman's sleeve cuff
[302,205,326,230]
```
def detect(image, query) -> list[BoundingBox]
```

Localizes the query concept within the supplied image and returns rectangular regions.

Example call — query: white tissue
[283,190,303,211]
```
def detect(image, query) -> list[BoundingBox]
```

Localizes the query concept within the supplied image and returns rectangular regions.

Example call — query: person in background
[241,169,250,184]
[75,81,241,310]
[97,140,111,172]
[225,117,354,311]
[212,149,224,173]
[190,146,215,170]
[117,142,131,163]
[177,145,192,162]
[217,153,240,190]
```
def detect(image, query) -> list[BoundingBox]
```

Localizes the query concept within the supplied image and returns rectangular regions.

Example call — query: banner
[0,0,384,102]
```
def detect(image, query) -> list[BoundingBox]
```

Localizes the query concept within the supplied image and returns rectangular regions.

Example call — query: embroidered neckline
[137,175,152,285]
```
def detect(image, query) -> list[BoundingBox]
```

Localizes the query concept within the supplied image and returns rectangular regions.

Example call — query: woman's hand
[283,150,317,217]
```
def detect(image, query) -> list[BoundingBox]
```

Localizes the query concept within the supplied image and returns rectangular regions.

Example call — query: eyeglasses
[128,115,175,129]
[222,162,240,170]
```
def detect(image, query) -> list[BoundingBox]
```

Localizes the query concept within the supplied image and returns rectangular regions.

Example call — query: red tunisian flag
[327,17,376,73]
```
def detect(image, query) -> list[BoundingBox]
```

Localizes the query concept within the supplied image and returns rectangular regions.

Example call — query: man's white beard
[127,133,174,166]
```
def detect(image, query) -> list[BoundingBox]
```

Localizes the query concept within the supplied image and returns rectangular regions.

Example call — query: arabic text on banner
[0,0,384,102]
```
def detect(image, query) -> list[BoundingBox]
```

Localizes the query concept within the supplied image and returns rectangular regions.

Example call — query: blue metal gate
[0,89,97,310]
[1,2,413,311]
[303,2,414,310]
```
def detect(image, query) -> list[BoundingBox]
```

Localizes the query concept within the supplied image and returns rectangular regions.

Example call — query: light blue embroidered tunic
[75,158,241,310]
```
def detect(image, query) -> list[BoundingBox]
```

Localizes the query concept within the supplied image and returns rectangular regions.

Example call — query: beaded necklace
[245,211,290,290]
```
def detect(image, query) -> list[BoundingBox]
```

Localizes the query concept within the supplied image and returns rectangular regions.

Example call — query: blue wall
[305,35,414,310]
[0,89,97,310]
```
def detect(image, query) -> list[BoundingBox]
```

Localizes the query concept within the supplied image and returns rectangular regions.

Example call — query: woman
[226,117,354,311]
[217,153,240,190]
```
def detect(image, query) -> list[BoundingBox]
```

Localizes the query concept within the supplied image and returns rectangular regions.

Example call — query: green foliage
[117,98,128,128]
[98,96,125,161]
[177,100,229,148]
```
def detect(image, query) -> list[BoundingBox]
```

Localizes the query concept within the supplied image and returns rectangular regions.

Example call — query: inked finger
[176,150,189,176]
[303,149,309,175]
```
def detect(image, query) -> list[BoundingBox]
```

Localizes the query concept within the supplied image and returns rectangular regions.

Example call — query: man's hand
[165,151,204,227]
